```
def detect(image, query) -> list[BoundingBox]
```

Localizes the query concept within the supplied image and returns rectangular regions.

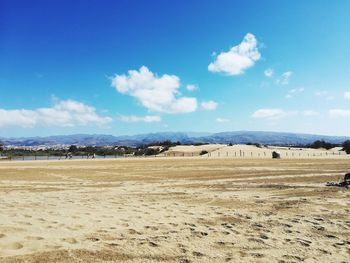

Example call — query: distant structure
[272,151,281,159]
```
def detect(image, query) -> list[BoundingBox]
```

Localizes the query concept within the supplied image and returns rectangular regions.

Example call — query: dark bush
[342,140,350,154]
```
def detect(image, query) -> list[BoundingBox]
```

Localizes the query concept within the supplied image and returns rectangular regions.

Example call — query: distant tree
[309,140,335,150]
[0,143,3,152]
[68,145,78,153]
[342,140,350,154]
[144,148,159,156]
[85,146,95,154]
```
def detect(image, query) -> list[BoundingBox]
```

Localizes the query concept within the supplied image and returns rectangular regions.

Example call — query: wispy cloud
[0,99,112,128]
[276,71,293,85]
[251,108,296,120]
[186,84,198,91]
[303,110,320,117]
[315,90,334,100]
[201,100,218,110]
[119,115,161,123]
[264,68,274,77]
[216,117,230,123]
[111,66,197,114]
[208,33,261,76]
[285,87,304,98]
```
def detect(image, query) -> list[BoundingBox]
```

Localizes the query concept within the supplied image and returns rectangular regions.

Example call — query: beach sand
[0,158,350,262]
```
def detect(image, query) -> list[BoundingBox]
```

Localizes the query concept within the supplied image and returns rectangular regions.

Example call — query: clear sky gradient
[1,0,350,137]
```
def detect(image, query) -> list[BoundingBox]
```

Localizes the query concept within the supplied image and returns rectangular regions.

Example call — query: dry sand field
[0,158,350,262]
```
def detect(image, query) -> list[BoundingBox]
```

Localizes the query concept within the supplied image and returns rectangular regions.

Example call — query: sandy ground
[0,158,350,262]
[162,144,348,158]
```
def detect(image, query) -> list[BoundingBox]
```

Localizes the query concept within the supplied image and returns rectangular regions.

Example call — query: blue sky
[1,0,350,137]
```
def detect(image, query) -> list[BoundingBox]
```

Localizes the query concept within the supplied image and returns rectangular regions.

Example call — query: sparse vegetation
[246,142,261,148]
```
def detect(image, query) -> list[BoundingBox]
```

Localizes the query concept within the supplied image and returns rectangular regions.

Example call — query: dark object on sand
[326,173,350,188]
[272,151,281,159]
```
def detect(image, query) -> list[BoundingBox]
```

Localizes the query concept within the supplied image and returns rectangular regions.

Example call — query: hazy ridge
[1,131,349,146]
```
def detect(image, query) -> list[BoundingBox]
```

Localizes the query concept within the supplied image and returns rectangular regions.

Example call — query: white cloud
[329,109,350,118]
[216,117,230,123]
[344,91,350,99]
[303,110,320,117]
[285,87,304,99]
[0,99,112,128]
[208,33,261,75]
[119,115,161,123]
[186,84,198,91]
[276,71,293,85]
[251,108,296,120]
[111,66,197,114]
[264,68,274,77]
[201,100,218,110]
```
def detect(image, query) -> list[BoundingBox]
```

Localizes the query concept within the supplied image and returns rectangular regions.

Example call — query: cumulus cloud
[276,71,293,85]
[186,84,198,91]
[111,66,197,114]
[201,100,218,110]
[208,33,261,75]
[285,87,304,99]
[119,115,161,123]
[216,117,230,123]
[344,91,350,99]
[251,108,296,120]
[0,99,112,128]
[264,68,274,77]
[329,109,350,118]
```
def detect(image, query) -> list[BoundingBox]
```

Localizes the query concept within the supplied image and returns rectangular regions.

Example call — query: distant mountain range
[1,131,349,147]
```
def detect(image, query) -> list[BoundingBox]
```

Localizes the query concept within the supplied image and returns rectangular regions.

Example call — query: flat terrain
[0,158,349,262]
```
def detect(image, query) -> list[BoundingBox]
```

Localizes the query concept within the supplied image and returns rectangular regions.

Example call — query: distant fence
[0,150,348,161]
[158,150,348,158]
[1,154,126,161]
